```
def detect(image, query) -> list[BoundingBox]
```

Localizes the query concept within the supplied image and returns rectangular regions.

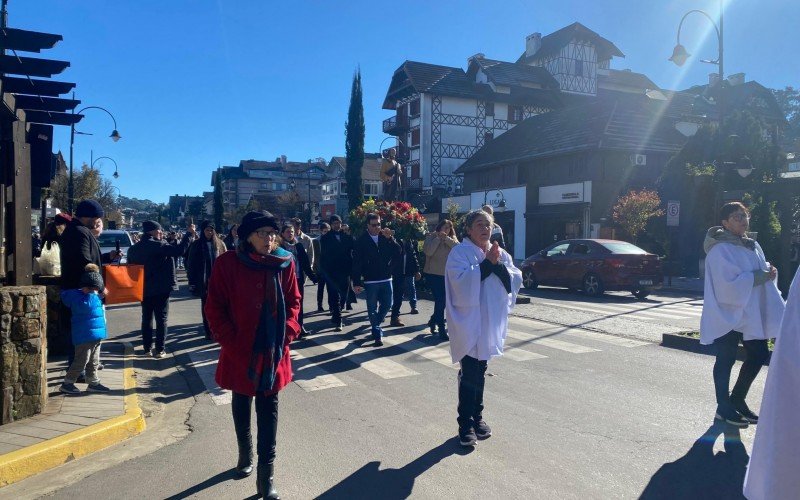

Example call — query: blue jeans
[426,273,446,327]
[365,281,393,340]
[405,275,417,308]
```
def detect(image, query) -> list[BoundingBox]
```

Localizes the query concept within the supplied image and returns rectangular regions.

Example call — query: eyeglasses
[729,213,750,222]
[254,229,276,239]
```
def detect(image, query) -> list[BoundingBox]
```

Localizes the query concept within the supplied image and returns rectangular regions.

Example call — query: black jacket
[392,238,420,277]
[319,230,354,277]
[283,241,317,285]
[186,236,227,293]
[351,232,401,286]
[60,220,113,289]
[128,233,191,297]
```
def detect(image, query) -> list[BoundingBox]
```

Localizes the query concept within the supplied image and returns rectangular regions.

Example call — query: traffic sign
[667,200,680,227]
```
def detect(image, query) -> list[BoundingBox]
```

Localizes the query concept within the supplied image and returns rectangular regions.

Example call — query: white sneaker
[153,350,166,359]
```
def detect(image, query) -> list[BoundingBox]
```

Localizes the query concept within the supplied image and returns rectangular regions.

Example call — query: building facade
[319,154,384,221]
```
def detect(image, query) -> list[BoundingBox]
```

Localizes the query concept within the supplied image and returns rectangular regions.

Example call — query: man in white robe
[744,267,800,499]
[445,210,522,447]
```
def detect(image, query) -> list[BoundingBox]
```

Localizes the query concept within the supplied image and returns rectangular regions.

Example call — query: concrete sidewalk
[0,341,144,487]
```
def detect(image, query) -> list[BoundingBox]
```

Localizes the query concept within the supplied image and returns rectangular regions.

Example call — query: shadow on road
[162,469,240,500]
[316,437,472,499]
[638,420,748,500]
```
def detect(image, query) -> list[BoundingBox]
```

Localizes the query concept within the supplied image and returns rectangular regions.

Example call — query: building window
[485,102,494,116]
[484,132,493,144]
[363,182,381,197]
[340,182,347,195]
[575,59,583,77]
[260,183,268,189]
[508,105,523,123]
[409,99,420,117]
[411,128,420,146]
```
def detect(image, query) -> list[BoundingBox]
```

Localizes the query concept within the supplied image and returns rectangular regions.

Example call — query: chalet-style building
[319,154,384,221]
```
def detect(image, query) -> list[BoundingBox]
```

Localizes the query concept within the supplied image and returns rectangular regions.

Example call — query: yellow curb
[0,341,146,487]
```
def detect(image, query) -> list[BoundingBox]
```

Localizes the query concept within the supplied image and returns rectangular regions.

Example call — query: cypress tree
[213,168,225,230]
[345,68,365,212]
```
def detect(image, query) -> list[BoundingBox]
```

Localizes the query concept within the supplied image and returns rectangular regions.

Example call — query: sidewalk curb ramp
[0,341,145,487]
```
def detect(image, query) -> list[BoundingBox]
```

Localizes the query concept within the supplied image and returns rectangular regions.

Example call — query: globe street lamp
[69,101,121,213]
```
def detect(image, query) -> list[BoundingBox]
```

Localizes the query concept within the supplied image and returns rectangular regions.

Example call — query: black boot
[427,319,437,334]
[236,437,253,477]
[257,463,279,499]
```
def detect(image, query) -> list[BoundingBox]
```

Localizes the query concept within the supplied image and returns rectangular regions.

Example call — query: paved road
[10,280,762,500]
[518,286,703,331]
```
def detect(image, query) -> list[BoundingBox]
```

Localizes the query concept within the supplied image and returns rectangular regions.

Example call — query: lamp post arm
[91,156,118,171]
[75,105,118,130]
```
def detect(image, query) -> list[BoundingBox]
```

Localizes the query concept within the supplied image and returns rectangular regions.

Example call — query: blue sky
[13,0,799,203]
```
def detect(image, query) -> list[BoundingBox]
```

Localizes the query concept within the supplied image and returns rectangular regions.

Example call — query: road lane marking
[318,340,419,379]
[506,328,600,354]
[508,318,649,348]
[187,349,231,405]
[376,333,456,369]
[291,350,348,391]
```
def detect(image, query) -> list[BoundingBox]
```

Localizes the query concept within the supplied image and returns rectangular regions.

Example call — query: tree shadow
[316,437,472,499]
[638,420,749,500]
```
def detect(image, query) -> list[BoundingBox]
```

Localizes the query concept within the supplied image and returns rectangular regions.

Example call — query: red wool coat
[204,250,302,396]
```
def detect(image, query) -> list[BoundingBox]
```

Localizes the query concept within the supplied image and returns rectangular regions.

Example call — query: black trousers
[457,355,488,429]
[391,275,405,317]
[141,292,171,352]
[713,330,769,412]
[298,283,305,329]
[231,391,279,465]
[327,274,349,323]
[316,278,327,308]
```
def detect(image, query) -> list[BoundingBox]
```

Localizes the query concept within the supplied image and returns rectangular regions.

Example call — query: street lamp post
[90,153,120,179]
[69,99,121,213]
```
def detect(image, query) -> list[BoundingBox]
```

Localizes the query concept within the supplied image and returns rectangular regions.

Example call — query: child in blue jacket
[60,264,110,394]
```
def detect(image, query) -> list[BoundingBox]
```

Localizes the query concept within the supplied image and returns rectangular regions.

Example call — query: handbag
[103,263,145,305]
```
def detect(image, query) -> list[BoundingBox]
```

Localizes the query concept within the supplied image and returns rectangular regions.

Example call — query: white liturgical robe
[744,267,800,500]
[700,241,785,345]
[445,238,522,364]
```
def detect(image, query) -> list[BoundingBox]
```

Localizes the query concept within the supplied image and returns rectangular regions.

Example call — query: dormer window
[575,59,584,77]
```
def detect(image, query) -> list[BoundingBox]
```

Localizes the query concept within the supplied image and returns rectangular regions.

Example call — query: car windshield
[97,233,131,247]
[601,241,648,254]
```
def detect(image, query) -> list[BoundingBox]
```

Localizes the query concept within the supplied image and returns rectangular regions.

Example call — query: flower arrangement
[349,199,428,241]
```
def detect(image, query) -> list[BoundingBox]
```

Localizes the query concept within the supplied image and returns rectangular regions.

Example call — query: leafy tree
[446,201,465,235]
[612,189,664,243]
[50,163,120,217]
[345,68,365,211]
[772,86,800,149]
[213,168,225,231]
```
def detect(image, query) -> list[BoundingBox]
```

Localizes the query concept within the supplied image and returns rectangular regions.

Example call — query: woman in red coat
[205,210,301,499]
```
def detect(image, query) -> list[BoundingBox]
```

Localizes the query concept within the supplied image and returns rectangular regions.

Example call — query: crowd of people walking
[42,197,800,499]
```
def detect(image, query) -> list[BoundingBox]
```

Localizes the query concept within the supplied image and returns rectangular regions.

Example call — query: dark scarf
[236,246,293,392]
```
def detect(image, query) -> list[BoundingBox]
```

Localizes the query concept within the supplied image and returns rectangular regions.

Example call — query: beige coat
[423,232,458,276]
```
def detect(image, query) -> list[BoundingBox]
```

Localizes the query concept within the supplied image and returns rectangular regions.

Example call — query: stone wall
[0,286,47,424]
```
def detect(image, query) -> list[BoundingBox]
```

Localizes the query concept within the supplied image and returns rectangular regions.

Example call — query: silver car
[97,230,133,264]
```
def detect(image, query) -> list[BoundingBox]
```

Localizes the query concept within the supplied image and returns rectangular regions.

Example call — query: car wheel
[522,269,538,290]
[632,289,650,300]
[582,273,604,297]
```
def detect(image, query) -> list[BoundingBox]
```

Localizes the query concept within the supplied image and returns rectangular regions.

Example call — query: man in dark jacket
[312,222,330,312]
[389,237,421,327]
[128,220,195,357]
[319,215,354,331]
[59,199,121,357]
[351,213,401,345]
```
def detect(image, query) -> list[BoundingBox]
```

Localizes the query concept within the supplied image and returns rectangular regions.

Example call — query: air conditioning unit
[630,154,647,166]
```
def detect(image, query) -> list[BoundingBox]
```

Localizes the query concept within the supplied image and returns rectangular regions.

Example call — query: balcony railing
[382,114,409,135]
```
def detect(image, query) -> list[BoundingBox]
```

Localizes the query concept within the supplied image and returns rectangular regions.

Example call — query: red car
[520,239,663,299]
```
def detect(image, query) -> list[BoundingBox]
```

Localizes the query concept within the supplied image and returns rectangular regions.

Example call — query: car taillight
[607,258,625,268]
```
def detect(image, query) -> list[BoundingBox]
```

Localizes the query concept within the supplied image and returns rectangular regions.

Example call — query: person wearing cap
[204,211,301,498]
[59,200,121,359]
[319,215,355,331]
[59,264,110,395]
[186,220,228,340]
[127,220,196,358]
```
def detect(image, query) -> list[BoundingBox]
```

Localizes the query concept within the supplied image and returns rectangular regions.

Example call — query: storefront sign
[539,181,592,205]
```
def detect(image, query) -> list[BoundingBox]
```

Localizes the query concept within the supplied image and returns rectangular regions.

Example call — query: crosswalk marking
[187,349,231,405]
[506,328,600,354]
[321,340,419,379]
[556,301,696,321]
[379,333,456,369]
[502,346,549,361]
[508,318,649,348]
[291,350,347,392]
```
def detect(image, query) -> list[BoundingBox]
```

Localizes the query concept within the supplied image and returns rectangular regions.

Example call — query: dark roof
[471,58,559,89]
[383,61,467,108]
[599,69,658,91]
[325,155,384,181]
[456,93,687,173]
[517,22,625,65]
